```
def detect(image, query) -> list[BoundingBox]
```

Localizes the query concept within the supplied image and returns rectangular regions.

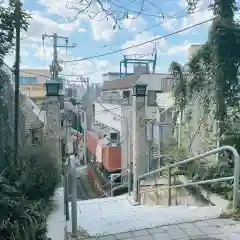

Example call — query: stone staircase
[65,195,224,239]
[139,177,210,207]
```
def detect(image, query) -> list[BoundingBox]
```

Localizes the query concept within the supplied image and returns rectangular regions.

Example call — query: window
[147,90,163,106]
[92,104,95,116]
[19,76,39,85]
[122,90,131,104]
[159,108,166,122]
[122,90,130,99]
[20,76,25,84]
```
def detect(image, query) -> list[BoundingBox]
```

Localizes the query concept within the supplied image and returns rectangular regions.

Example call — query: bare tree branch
[65,0,163,29]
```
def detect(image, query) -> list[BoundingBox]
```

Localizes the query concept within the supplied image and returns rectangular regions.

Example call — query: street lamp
[45,80,61,96]
[132,82,148,96]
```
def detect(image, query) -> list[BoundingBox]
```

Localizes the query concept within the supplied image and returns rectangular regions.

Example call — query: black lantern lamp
[45,80,61,96]
[132,82,148,97]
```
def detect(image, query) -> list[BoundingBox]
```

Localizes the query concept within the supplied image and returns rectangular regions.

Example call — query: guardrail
[64,155,78,236]
[137,146,240,210]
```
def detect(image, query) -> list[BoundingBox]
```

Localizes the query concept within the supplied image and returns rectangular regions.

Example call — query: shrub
[0,145,61,239]
[18,145,61,200]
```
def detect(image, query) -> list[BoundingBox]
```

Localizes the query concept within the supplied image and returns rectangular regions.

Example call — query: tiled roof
[101,74,140,91]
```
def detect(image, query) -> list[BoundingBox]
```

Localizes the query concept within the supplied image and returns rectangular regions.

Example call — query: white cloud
[22,11,80,44]
[38,0,81,18]
[62,57,113,83]
[165,40,190,56]
[38,0,117,41]
[162,0,213,35]
[123,15,148,32]
[90,17,116,41]
[122,31,166,56]
[94,59,111,69]
[178,0,188,8]
[162,18,178,31]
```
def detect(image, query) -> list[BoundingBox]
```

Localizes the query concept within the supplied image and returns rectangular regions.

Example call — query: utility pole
[43,33,76,161]
[14,0,21,165]
[42,33,76,81]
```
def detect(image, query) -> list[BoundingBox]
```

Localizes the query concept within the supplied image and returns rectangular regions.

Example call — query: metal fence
[0,62,26,168]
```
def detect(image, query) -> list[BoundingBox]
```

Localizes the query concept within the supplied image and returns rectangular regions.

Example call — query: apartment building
[20,69,50,107]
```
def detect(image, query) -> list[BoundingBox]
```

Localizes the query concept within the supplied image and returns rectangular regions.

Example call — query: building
[102,72,134,82]
[19,69,50,107]
[92,73,176,175]
[188,44,202,59]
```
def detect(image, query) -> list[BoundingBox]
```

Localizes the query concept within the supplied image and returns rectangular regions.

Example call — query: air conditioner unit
[107,132,119,146]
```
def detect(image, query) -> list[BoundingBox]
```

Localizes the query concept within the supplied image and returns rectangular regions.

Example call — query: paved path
[81,218,240,239]
[47,188,65,240]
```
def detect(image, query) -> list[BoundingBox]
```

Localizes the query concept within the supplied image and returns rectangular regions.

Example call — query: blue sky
[4,0,214,82]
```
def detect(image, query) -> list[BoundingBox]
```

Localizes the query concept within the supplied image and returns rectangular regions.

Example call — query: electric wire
[65,17,215,63]
[98,6,210,52]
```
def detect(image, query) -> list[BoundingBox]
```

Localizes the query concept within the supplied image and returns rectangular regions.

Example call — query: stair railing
[137,146,240,210]
[110,169,129,197]
[64,155,78,237]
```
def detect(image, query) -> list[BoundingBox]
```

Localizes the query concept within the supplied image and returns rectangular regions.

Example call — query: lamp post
[45,80,61,96]
[132,82,148,97]
[132,82,148,203]
[45,80,61,161]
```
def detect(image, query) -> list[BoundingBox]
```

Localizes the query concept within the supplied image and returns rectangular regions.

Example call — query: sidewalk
[47,188,65,240]
[81,218,240,239]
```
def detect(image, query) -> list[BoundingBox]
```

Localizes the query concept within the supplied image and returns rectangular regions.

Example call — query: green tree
[168,0,240,201]
[0,0,31,62]
[187,0,240,136]
[169,61,188,124]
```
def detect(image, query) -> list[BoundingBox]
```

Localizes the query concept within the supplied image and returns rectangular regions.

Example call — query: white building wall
[94,103,132,132]
[100,91,121,102]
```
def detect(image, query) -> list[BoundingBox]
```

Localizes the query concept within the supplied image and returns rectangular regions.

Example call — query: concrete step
[66,195,222,237]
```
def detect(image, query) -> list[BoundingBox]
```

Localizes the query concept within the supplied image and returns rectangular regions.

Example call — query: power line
[98,6,209,51]
[21,68,107,79]
[65,18,214,63]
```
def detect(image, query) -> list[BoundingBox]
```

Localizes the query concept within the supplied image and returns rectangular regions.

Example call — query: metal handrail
[110,169,129,197]
[64,155,77,236]
[137,146,240,210]
[110,182,129,196]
